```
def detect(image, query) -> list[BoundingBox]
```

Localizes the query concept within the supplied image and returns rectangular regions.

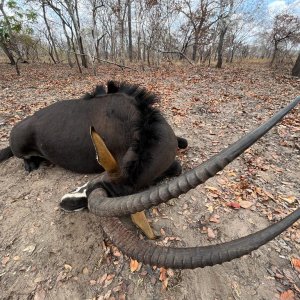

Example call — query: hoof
[60,183,88,212]
[60,197,88,212]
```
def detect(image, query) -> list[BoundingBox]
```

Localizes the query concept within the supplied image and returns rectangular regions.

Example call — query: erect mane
[83,81,164,188]
[82,80,158,109]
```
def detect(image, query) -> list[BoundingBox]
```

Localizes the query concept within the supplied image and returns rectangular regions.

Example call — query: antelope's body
[2,82,183,192]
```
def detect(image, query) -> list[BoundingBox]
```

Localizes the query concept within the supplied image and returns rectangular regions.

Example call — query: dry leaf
[98,273,108,284]
[159,267,167,281]
[226,202,241,209]
[239,200,253,209]
[33,288,46,300]
[207,227,216,239]
[205,204,214,213]
[106,274,115,281]
[152,208,159,216]
[130,259,139,272]
[280,290,295,300]
[162,277,169,289]
[90,280,96,285]
[282,196,296,204]
[118,294,126,300]
[291,257,300,272]
[23,245,36,254]
[64,264,72,272]
[159,267,169,289]
[204,186,219,192]
[2,256,9,266]
[113,249,122,257]
[167,269,174,277]
[263,190,275,200]
[82,267,89,275]
[103,290,112,300]
[227,171,237,177]
[103,274,114,288]
[209,214,220,223]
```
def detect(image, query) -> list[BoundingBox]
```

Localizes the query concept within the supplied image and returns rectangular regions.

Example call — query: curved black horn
[89,96,300,216]
[100,208,300,269]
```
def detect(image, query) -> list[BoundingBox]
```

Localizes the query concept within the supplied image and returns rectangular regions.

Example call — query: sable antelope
[64,96,300,269]
[0,81,188,210]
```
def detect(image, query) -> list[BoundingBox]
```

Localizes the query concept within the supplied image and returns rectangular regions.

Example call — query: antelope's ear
[90,127,120,177]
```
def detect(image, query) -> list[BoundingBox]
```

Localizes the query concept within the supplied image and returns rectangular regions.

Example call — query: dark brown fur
[1,81,187,196]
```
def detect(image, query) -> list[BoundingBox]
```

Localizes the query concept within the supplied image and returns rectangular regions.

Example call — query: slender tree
[292,52,300,77]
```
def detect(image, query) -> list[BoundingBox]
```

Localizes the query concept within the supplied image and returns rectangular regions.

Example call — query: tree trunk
[67,0,88,68]
[42,3,59,63]
[0,1,22,61]
[192,29,200,61]
[127,0,133,62]
[229,46,235,63]
[61,21,74,68]
[117,0,125,64]
[15,57,20,75]
[48,45,57,64]
[216,25,227,68]
[270,41,278,66]
[70,29,82,73]
[137,34,141,60]
[0,40,16,64]
[292,52,300,77]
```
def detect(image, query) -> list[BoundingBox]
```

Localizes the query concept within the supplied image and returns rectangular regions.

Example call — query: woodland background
[0,0,300,74]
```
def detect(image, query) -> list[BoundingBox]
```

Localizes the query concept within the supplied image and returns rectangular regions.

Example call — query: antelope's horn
[89,96,300,216]
[99,208,300,269]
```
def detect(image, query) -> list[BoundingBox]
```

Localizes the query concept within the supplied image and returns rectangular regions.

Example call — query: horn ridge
[100,208,300,269]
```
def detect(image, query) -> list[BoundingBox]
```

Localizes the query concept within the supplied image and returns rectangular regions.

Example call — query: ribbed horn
[100,208,300,269]
[89,96,300,217]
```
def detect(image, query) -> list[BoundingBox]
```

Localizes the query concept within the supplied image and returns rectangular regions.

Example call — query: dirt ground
[0,62,299,300]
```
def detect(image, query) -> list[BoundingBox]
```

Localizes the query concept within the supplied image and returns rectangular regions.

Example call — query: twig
[65,50,138,71]
[157,50,194,66]
[97,58,138,71]
[142,42,194,66]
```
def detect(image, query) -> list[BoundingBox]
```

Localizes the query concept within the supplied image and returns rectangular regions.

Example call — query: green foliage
[7,0,17,9]
[0,0,37,43]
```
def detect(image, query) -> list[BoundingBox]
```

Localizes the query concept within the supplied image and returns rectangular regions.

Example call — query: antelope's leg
[131,211,157,240]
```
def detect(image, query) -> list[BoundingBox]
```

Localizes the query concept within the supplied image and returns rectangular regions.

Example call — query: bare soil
[0,63,299,300]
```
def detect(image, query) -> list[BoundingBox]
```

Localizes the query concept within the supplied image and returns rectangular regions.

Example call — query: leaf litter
[0,63,299,299]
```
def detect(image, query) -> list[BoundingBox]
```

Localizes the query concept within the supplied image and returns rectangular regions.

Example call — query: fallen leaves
[1,63,300,300]
[281,195,297,204]
[239,200,253,209]
[204,185,221,199]
[23,244,36,254]
[280,290,295,300]
[209,214,220,223]
[64,264,72,272]
[98,273,108,285]
[226,202,241,209]
[103,274,115,288]
[159,267,169,289]
[130,259,140,272]
[207,227,216,239]
[33,287,46,300]
[291,257,300,273]
[2,256,9,267]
